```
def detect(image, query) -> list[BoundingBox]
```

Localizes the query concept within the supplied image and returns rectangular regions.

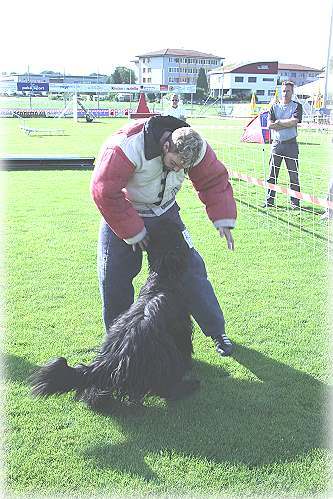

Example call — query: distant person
[263,81,302,209]
[164,94,186,121]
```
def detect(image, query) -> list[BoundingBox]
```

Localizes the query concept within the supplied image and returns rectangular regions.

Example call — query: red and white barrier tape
[228,169,333,210]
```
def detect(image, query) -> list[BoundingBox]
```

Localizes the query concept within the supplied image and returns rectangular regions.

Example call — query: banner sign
[0,82,197,95]
[168,84,197,93]
[48,83,197,94]
[17,82,49,92]
[49,83,112,93]
[0,108,131,118]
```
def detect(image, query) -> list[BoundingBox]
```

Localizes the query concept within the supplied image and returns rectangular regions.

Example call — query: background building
[1,73,108,84]
[277,64,323,86]
[134,49,223,86]
[209,61,279,103]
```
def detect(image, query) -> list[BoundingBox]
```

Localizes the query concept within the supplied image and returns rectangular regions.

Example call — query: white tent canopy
[295,77,325,98]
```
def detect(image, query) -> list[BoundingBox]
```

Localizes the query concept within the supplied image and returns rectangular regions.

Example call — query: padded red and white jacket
[91,116,237,244]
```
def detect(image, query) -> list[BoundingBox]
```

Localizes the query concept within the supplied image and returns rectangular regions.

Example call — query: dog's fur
[30,220,199,410]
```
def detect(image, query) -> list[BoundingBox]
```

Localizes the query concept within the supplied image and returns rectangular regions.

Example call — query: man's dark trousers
[266,139,300,206]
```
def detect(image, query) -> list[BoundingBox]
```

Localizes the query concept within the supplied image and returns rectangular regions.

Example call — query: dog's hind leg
[77,386,114,411]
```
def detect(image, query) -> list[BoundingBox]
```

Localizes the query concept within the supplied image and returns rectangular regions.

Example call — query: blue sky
[2,0,332,75]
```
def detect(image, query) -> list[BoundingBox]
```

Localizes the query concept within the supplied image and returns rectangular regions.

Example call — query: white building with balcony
[134,48,224,86]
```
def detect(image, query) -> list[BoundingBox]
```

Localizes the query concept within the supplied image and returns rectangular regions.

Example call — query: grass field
[2,114,333,497]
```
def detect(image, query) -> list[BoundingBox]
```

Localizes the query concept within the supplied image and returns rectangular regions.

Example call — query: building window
[263,77,274,81]
[148,78,151,83]
[256,90,265,95]
[248,77,257,82]
[143,78,146,82]
[235,76,244,82]
[143,68,146,73]
[268,90,275,96]
[148,68,151,73]
[291,72,296,77]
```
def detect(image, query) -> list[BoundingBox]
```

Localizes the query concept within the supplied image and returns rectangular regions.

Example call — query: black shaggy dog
[30,220,199,410]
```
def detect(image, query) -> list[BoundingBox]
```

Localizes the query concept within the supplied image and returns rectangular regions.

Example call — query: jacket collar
[143,116,189,160]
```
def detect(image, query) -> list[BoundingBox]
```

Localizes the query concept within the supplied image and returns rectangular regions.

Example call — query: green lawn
[3,115,333,497]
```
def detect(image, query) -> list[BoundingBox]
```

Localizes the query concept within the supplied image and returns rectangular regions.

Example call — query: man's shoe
[212,333,235,357]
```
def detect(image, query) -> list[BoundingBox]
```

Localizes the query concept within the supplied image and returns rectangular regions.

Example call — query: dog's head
[147,220,191,276]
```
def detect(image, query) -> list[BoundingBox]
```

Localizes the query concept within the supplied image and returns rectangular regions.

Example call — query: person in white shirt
[164,94,186,121]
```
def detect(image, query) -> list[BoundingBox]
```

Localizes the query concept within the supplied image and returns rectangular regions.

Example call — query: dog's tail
[30,357,86,396]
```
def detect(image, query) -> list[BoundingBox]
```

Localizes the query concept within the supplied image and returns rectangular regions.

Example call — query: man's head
[160,127,203,172]
[171,94,179,108]
[281,81,294,103]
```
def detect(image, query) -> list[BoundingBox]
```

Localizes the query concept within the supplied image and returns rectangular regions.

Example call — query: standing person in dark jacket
[263,81,303,209]
[91,115,237,357]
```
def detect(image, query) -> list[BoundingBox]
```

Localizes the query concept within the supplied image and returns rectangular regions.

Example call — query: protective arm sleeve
[189,144,237,227]
[90,146,145,241]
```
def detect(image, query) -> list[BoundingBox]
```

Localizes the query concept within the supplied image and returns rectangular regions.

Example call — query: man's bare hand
[218,227,234,251]
[132,234,150,252]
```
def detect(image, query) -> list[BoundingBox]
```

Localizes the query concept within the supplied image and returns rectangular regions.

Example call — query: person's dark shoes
[290,203,300,210]
[262,201,274,208]
[212,333,235,357]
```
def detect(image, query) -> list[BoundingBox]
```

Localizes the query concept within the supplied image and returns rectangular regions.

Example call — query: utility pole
[28,64,32,109]
[220,66,224,115]
[97,69,100,111]
[63,68,67,109]
[324,0,333,106]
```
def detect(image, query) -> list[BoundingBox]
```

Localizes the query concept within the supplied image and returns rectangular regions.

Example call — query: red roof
[136,48,223,59]
[278,63,323,72]
[221,61,278,74]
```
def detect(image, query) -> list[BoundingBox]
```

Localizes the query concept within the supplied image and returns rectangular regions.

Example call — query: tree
[196,67,209,100]
[107,67,136,84]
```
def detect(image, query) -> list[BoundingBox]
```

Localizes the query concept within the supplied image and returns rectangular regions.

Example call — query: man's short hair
[282,80,295,89]
[171,127,203,169]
